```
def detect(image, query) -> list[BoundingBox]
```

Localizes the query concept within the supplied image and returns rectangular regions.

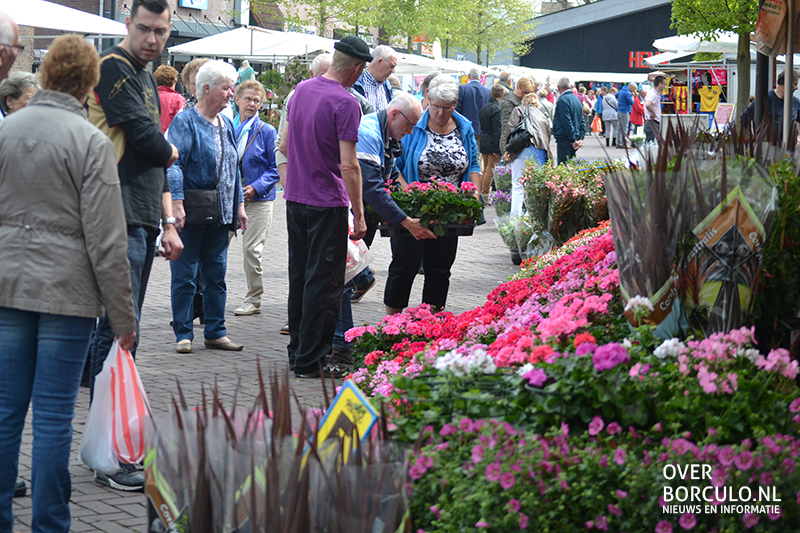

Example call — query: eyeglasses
[397,109,415,130]
[0,43,24,53]
[134,23,170,38]
[430,103,455,112]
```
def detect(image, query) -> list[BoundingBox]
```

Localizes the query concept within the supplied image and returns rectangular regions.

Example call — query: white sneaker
[234,302,261,316]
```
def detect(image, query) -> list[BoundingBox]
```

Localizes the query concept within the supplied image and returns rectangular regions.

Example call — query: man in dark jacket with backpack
[478,85,504,201]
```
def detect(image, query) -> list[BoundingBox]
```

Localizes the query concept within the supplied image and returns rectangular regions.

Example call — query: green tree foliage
[445,0,537,65]
[379,0,452,53]
[253,0,535,64]
[670,0,757,120]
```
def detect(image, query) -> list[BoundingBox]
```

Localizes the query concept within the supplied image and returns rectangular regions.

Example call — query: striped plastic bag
[80,341,151,474]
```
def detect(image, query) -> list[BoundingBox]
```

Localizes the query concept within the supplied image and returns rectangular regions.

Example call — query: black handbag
[505,106,536,154]
[184,118,224,226]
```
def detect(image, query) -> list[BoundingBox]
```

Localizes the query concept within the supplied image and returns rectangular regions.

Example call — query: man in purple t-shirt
[278,36,370,378]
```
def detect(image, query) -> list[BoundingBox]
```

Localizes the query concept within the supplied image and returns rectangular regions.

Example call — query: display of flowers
[518,158,622,244]
[409,420,800,532]
[345,216,800,530]
[370,180,483,236]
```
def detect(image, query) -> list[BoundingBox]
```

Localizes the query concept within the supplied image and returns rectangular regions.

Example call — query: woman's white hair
[427,74,459,106]
[195,60,237,100]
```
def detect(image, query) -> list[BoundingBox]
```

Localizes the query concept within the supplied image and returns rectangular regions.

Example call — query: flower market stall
[143,125,800,532]
[343,127,800,532]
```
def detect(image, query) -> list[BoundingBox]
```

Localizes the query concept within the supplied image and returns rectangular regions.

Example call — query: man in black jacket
[85,0,183,492]
[478,84,505,200]
[552,77,585,165]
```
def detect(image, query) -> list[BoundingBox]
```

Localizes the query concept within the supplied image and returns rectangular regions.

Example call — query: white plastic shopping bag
[345,210,372,284]
[80,340,151,474]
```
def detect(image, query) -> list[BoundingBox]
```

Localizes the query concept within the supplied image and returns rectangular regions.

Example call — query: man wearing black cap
[278,36,370,378]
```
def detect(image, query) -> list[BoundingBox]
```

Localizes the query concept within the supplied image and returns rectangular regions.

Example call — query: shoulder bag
[505,106,536,154]
[184,117,224,225]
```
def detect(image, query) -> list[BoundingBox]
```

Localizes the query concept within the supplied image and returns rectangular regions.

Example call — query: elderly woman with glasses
[168,60,247,353]
[389,74,481,315]
[231,79,279,317]
[0,72,40,118]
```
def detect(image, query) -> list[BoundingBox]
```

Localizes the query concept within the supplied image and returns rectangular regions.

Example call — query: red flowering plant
[408,419,800,532]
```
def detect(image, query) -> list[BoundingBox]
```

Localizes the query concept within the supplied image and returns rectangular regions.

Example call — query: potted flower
[376,180,484,237]
[494,165,512,192]
[629,133,645,146]
[488,190,512,217]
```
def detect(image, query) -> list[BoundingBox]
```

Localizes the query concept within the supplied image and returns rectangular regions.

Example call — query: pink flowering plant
[654,328,800,443]
[347,221,800,444]
[371,180,483,236]
[409,420,800,532]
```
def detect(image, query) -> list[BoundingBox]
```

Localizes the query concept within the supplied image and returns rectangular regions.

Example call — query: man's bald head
[0,11,20,80]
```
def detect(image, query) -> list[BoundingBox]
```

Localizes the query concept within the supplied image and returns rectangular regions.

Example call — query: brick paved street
[9,137,616,532]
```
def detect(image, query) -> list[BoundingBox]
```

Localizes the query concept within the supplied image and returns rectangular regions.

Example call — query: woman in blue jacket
[389,75,481,314]
[231,80,280,317]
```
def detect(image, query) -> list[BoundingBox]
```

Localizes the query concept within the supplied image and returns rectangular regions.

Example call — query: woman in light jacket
[602,87,619,147]
[503,92,554,217]
[0,35,136,533]
[391,75,481,314]
[168,60,248,353]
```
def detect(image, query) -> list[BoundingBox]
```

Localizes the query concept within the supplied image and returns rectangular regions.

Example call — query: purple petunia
[592,343,630,372]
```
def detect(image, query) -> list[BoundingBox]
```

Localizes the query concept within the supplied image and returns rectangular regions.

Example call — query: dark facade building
[519,0,676,74]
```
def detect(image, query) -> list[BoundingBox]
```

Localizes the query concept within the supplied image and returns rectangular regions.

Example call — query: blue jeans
[353,266,375,290]
[0,308,94,533]
[333,279,356,349]
[170,224,230,342]
[644,120,660,144]
[88,225,156,400]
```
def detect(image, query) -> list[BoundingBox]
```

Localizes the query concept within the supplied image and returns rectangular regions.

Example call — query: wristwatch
[163,217,177,226]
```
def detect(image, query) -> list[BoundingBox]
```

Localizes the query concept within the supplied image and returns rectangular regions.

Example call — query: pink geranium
[678,512,696,529]
[588,415,605,436]
[655,521,672,533]
[485,461,501,482]
[742,513,759,528]
[613,448,627,466]
[499,472,516,489]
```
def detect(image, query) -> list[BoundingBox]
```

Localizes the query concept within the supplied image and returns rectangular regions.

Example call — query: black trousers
[286,201,348,374]
[384,234,459,310]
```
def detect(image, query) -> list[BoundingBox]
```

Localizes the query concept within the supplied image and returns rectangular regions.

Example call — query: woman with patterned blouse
[390,75,481,314]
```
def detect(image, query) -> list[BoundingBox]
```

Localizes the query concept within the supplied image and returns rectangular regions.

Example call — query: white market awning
[652,32,747,55]
[492,64,649,85]
[644,51,694,66]
[168,26,336,60]
[0,0,127,36]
